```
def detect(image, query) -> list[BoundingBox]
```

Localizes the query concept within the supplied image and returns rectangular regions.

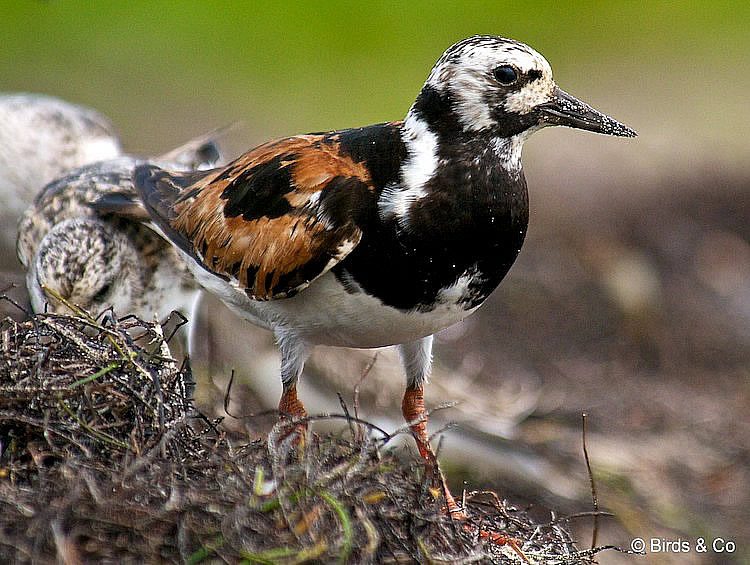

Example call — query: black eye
[493,65,518,85]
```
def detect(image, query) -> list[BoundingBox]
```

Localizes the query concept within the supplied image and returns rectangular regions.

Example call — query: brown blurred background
[1,3,748,564]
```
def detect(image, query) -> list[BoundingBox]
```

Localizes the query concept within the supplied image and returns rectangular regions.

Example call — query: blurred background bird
[16,135,224,355]
[0,93,122,208]
[1,5,748,564]
[0,93,123,269]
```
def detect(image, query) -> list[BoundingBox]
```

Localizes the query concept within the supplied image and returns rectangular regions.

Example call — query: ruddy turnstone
[17,135,222,339]
[125,35,636,514]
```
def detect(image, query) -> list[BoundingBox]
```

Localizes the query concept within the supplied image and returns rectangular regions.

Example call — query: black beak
[540,87,636,137]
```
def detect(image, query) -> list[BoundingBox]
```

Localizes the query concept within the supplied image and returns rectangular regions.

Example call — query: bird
[120,35,636,517]
[0,93,123,248]
[16,133,223,349]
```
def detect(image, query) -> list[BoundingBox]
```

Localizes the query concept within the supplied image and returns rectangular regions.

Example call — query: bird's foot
[475,526,529,562]
[272,385,309,453]
[403,386,527,560]
[429,469,528,561]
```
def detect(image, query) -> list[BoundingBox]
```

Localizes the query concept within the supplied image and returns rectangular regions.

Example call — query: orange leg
[276,385,309,449]
[402,385,464,516]
[402,384,528,561]
[278,385,307,420]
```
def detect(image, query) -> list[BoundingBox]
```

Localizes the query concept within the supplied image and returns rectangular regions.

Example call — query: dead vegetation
[0,302,623,563]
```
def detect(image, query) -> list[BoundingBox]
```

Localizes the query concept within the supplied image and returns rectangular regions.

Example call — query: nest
[0,305,618,564]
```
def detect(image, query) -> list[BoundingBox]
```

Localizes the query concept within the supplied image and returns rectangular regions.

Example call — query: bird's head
[29,218,143,316]
[412,35,636,140]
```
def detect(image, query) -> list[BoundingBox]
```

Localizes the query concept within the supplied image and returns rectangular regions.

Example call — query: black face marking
[527,69,542,81]
[221,154,296,220]
[486,100,542,138]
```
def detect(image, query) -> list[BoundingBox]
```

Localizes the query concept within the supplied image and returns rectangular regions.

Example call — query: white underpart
[378,113,439,228]
[187,252,478,352]
[435,269,477,305]
[188,245,469,388]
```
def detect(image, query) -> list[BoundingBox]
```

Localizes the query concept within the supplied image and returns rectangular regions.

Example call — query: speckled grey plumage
[0,93,123,244]
[17,144,221,328]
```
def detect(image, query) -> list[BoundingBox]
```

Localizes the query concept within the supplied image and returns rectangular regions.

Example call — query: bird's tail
[131,164,211,260]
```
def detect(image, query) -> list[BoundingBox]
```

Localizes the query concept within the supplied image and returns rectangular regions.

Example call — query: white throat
[488,127,536,180]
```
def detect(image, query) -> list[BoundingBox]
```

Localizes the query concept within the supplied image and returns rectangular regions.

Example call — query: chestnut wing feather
[135,134,374,300]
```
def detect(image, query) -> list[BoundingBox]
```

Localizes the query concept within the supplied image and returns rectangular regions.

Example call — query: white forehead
[427,36,553,87]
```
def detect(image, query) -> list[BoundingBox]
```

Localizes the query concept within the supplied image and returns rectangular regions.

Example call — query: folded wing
[135,134,375,299]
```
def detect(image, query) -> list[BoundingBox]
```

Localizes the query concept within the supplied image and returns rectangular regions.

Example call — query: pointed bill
[540,87,636,137]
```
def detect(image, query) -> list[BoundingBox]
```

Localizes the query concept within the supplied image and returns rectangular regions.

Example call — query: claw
[403,384,528,561]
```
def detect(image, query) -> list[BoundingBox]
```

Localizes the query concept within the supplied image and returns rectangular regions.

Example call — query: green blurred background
[4,2,750,564]
[4,1,748,169]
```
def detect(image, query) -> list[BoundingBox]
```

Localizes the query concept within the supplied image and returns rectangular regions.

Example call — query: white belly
[192,264,479,348]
